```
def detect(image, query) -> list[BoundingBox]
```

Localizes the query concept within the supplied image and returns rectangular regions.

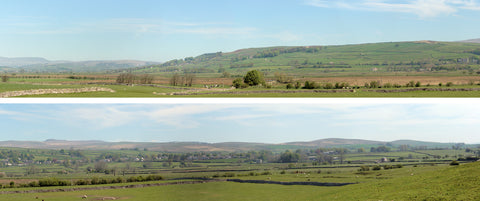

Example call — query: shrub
[233,78,247,89]
[383,83,392,88]
[450,160,460,166]
[369,81,380,88]
[438,82,443,87]
[393,83,402,88]
[303,81,317,89]
[406,80,415,87]
[75,179,89,185]
[415,81,421,87]
[383,165,393,170]
[372,165,382,171]
[223,173,235,177]
[280,170,286,174]
[324,83,333,89]
[286,83,293,89]
[261,171,272,175]
[358,166,370,171]
[294,81,302,89]
[446,82,453,87]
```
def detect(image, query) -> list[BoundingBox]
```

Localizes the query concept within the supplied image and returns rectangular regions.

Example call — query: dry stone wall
[0,87,115,98]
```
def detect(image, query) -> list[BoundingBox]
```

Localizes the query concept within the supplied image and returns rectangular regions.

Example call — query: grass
[2,162,479,200]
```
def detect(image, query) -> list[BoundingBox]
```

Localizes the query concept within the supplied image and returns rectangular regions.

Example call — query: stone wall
[0,87,115,98]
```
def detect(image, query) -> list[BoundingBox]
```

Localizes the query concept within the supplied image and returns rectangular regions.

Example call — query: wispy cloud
[305,0,480,18]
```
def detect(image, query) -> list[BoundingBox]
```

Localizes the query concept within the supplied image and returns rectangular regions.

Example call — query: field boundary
[226,179,355,186]
[0,87,115,98]
[366,88,480,93]
[0,180,224,194]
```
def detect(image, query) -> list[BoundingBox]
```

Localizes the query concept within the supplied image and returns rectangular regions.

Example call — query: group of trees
[169,73,195,87]
[253,46,322,58]
[116,73,154,85]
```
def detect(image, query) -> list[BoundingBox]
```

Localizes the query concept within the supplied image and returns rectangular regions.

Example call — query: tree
[243,70,265,86]
[1,75,8,82]
[94,161,108,173]
[185,73,195,87]
[139,74,154,84]
[116,73,135,84]
[170,73,182,86]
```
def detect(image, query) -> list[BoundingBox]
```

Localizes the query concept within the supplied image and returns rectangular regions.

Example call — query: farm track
[0,180,225,194]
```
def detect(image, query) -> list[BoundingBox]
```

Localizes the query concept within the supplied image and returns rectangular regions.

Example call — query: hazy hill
[0,57,159,73]
[0,138,474,152]
[460,38,480,43]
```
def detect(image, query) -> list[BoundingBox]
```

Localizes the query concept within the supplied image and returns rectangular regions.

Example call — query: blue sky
[0,101,479,144]
[1,0,480,61]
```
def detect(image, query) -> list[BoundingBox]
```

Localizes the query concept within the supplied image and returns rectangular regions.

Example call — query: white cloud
[305,0,480,18]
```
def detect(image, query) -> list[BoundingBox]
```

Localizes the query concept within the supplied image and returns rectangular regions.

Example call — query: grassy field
[0,146,475,200]
[1,162,478,201]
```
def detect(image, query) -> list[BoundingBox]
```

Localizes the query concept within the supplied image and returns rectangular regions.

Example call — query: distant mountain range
[0,57,159,73]
[0,138,471,152]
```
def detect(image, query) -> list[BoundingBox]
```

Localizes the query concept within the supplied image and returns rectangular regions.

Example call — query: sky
[0,100,479,144]
[1,0,480,61]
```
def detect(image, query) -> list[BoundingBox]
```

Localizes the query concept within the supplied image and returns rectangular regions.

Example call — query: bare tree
[185,73,195,87]
[139,74,154,84]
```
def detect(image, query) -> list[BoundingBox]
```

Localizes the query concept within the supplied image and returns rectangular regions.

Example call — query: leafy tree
[232,78,247,88]
[243,70,265,86]
[116,73,135,84]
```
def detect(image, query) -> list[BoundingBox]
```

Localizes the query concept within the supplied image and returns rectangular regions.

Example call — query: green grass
[3,162,479,200]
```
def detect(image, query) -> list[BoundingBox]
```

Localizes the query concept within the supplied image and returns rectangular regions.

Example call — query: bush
[415,81,421,87]
[372,165,382,171]
[358,166,370,171]
[280,170,286,174]
[406,80,415,87]
[233,78,247,88]
[324,83,333,89]
[395,164,403,168]
[223,173,235,177]
[261,171,272,175]
[438,82,443,87]
[286,83,293,89]
[294,81,301,89]
[450,160,460,166]
[383,83,392,88]
[75,179,89,185]
[303,81,317,89]
[446,82,454,87]
[38,178,70,187]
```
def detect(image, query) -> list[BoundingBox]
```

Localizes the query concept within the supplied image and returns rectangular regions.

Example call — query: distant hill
[0,57,159,73]
[128,40,480,76]
[0,57,50,67]
[459,38,480,43]
[0,138,475,152]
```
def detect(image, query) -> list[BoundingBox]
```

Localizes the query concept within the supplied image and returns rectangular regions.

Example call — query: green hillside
[130,41,480,77]
[331,161,480,200]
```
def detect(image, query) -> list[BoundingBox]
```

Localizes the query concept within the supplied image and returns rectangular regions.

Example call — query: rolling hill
[0,57,159,73]
[0,138,474,152]
[129,40,480,77]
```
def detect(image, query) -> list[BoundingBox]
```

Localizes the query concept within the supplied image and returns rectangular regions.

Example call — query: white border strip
[0,98,478,104]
